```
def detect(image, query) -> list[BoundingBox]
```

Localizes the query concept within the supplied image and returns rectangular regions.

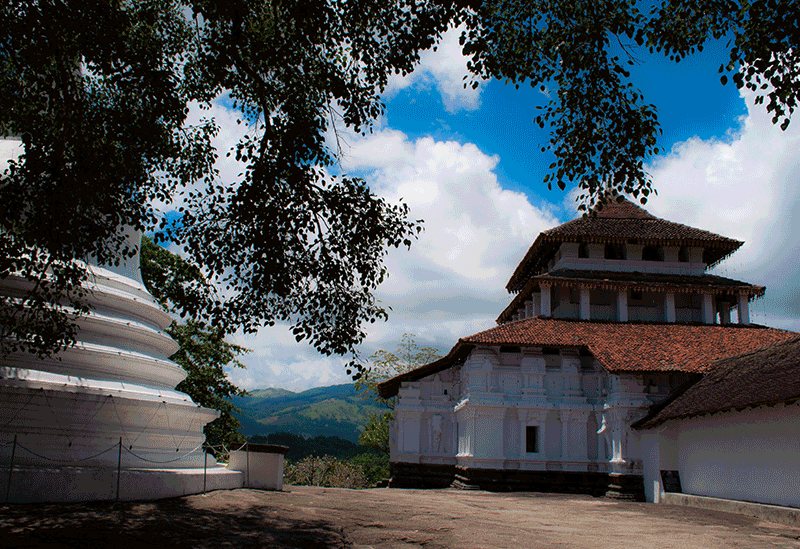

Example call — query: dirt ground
[2,486,799,549]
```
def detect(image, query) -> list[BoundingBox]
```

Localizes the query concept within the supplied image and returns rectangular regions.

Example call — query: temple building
[378,199,798,500]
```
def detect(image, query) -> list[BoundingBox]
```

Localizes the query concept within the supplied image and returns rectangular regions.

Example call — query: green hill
[232,383,385,443]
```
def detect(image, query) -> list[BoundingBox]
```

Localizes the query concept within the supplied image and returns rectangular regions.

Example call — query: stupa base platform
[1,465,244,503]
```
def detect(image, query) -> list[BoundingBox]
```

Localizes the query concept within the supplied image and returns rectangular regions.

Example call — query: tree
[456,0,799,211]
[355,333,441,409]
[3,0,797,366]
[357,334,441,454]
[141,236,248,451]
[0,0,453,365]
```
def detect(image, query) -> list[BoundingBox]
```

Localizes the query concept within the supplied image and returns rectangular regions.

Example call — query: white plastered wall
[642,403,800,507]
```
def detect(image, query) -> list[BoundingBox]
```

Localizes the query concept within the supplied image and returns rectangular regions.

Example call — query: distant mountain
[232,383,386,443]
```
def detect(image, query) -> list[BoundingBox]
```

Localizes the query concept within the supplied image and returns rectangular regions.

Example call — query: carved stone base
[389,462,456,489]
[453,466,610,496]
[605,472,646,501]
[389,462,612,496]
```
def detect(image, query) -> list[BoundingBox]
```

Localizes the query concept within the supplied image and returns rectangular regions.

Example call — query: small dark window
[678,246,689,262]
[526,426,539,453]
[578,243,589,258]
[542,347,559,355]
[604,243,625,260]
[500,346,521,353]
[642,245,663,261]
[631,290,643,301]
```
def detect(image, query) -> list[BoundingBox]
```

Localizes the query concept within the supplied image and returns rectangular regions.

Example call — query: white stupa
[0,144,243,502]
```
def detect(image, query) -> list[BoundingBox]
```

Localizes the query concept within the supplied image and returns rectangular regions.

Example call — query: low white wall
[228,444,286,491]
[644,403,800,508]
[0,465,243,503]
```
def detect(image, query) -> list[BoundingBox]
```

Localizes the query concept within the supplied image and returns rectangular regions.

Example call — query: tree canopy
[457,0,798,210]
[355,333,441,409]
[1,0,797,367]
[1,0,451,363]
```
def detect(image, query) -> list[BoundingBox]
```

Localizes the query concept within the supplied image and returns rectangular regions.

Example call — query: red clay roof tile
[377,318,798,398]
[635,336,800,428]
[507,199,743,292]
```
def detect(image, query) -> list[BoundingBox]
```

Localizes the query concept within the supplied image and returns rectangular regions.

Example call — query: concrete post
[738,293,751,324]
[664,292,676,323]
[580,288,591,320]
[701,294,715,324]
[540,284,552,316]
[617,290,628,322]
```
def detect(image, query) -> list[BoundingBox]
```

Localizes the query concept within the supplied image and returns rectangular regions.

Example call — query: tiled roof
[497,270,765,323]
[634,336,800,429]
[377,318,797,399]
[506,199,743,292]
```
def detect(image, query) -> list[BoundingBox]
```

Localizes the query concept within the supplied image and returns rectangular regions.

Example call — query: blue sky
[173,28,800,392]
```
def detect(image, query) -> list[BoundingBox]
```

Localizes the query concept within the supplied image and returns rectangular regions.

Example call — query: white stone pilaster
[617,290,628,322]
[738,293,751,324]
[521,348,546,401]
[664,292,676,323]
[560,349,585,401]
[540,284,552,316]
[580,288,591,320]
[525,299,533,319]
[701,293,715,324]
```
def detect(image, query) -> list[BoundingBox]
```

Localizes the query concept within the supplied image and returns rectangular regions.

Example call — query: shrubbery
[249,431,390,489]
[285,456,368,489]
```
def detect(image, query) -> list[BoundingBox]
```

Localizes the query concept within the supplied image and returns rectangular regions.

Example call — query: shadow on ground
[0,493,347,549]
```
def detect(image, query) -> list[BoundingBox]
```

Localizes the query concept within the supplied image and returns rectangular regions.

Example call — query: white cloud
[385,26,483,113]
[645,87,800,322]
[224,128,559,391]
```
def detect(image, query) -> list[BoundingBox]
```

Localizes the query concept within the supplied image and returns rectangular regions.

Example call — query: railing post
[246,443,250,488]
[116,436,122,501]
[203,447,208,493]
[5,435,17,503]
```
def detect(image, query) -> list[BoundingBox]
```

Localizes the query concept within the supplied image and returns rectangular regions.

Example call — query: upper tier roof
[634,335,800,429]
[377,318,797,399]
[497,270,765,323]
[506,199,744,293]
